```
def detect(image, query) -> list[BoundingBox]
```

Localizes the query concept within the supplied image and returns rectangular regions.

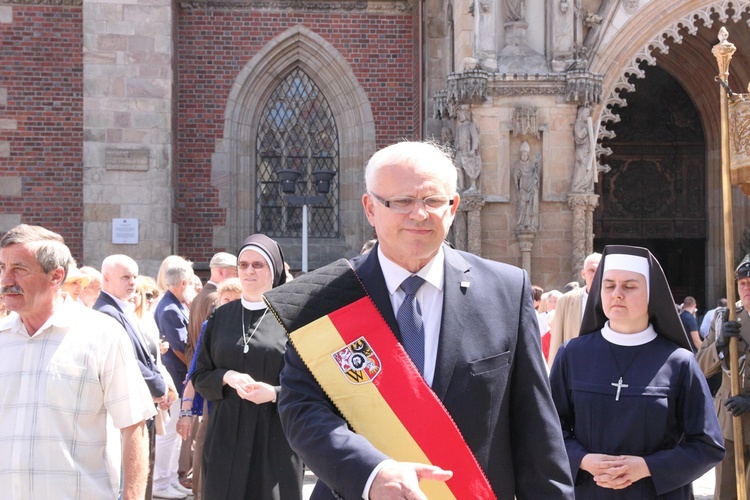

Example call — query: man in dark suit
[94,253,170,498]
[273,141,574,499]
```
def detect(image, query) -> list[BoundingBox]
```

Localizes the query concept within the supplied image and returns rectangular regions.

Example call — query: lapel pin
[460,281,471,289]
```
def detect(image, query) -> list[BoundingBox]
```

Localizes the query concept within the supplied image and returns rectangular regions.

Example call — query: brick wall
[0,6,84,260]
[176,10,418,262]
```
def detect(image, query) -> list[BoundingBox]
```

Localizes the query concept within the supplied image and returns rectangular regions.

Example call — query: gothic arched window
[255,67,340,238]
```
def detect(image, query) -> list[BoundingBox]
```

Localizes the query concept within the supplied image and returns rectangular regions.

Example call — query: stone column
[473,0,498,72]
[83,0,176,274]
[584,199,597,256]
[453,211,467,251]
[568,193,598,281]
[460,191,486,256]
[516,230,536,277]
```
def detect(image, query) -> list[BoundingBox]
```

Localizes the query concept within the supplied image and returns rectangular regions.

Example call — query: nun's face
[238,249,273,300]
[601,269,649,333]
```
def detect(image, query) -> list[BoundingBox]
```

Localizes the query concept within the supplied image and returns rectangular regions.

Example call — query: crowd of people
[1,139,747,499]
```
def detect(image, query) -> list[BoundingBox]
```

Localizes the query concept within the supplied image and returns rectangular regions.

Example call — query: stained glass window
[255,67,339,238]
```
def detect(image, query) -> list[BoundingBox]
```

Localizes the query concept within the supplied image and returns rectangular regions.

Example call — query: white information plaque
[112,218,139,245]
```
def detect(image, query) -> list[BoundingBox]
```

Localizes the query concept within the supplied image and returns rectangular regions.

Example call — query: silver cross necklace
[241,306,268,354]
[607,342,646,401]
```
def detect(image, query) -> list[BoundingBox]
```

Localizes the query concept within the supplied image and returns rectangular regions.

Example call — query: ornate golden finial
[713,27,736,81]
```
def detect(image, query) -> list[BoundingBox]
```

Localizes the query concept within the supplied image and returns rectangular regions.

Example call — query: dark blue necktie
[397,275,426,375]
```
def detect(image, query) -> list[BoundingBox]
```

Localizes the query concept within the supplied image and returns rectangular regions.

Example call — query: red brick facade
[0,6,84,260]
[176,9,419,262]
[0,5,418,267]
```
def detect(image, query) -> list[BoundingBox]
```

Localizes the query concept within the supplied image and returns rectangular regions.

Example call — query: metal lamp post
[277,169,336,272]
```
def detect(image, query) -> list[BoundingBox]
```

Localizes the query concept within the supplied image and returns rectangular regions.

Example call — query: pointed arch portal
[210,25,375,269]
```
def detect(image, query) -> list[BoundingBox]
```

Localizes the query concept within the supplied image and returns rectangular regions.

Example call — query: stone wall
[83,0,176,275]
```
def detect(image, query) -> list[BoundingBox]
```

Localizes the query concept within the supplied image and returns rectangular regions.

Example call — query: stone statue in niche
[504,0,525,21]
[571,106,597,193]
[440,125,461,190]
[455,104,481,192]
[514,141,540,231]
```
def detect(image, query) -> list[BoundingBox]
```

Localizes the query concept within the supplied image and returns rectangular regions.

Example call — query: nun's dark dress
[549,245,724,499]
[192,300,303,499]
[550,327,723,498]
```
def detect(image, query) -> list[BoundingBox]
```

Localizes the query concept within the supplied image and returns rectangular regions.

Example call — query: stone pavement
[693,467,715,500]
[152,463,714,498]
[302,467,716,499]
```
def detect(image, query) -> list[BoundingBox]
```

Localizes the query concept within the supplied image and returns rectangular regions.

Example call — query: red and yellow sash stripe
[289,295,496,499]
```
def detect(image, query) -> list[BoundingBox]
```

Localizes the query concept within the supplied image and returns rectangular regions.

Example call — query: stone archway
[595,64,707,304]
[210,25,376,266]
[589,0,750,303]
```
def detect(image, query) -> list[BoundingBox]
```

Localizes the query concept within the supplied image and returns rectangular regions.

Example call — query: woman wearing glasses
[191,234,303,499]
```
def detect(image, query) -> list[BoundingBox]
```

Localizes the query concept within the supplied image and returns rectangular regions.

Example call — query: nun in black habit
[549,245,724,498]
[192,234,303,499]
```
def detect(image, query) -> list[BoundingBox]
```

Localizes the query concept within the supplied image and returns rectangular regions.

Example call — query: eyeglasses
[370,192,454,214]
[145,293,159,301]
[238,261,268,271]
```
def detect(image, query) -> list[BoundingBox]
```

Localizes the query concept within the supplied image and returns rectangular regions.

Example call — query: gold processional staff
[714,26,748,500]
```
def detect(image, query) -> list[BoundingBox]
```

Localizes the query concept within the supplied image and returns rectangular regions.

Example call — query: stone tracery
[596,1,750,154]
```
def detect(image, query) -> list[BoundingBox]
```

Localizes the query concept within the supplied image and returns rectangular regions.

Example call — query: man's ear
[363,193,376,227]
[50,266,66,287]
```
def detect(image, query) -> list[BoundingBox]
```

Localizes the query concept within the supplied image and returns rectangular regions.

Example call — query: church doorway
[594,64,707,307]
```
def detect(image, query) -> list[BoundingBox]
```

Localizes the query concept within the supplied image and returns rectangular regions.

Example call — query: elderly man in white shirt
[0,224,154,499]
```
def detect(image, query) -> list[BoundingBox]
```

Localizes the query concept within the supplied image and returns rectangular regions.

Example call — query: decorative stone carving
[596,1,750,155]
[565,70,602,106]
[504,0,525,21]
[498,20,548,73]
[622,0,639,15]
[513,141,540,231]
[571,106,597,193]
[463,57,481,71]
[516,230,536,277]
[433,90,451,120]
[447,70,488,103]
[568,193,598,282]
[441,126,455,151]
[512,106,540,139]
[432,70,488,120]
[728,93,750,195]
[459,191,486,255]
[455,104,482,192]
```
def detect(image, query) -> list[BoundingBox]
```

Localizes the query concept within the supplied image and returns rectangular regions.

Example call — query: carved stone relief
[455,104,482,192]
[513,141,540,232]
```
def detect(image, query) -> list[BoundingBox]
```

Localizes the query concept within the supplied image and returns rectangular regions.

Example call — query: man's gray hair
[0,224,71,281]
[364,141,458,195]
[164,256,194,287]
[583,252,602,269]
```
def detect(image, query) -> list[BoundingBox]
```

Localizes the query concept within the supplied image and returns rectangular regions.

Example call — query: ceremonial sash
[266,260,496,499]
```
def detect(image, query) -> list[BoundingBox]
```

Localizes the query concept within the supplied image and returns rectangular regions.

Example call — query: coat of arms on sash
[332,337,381,384]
